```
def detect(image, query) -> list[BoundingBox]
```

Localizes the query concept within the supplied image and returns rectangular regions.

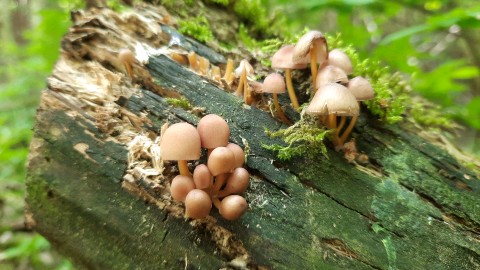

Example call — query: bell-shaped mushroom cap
[262,73,286,94]
[292,30,328,64]
[315,65,348,89]
[224,167,250,194]
[193,164,212,189]
[271,45,308,70]
[208,147,235,176]
[328,49,353,75]
[306,83,359,116]
[219,195,248,221]
[197,114,230,149]
[226,143,245,168]
[160,123,201,160]
[248,80,264,93]
[234,59,254,79]
[348,76,374,101]
[185,189,212,219]
[170,175,195,202]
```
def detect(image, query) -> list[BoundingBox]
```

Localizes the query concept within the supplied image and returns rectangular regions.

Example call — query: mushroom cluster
[160,114,249,220]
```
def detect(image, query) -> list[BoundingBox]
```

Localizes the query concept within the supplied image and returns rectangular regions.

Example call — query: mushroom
[336,76,374,146]
[328,49,353,75]
[184,189,212,219]
[170,175,195,202]
[226,143,245,168]
[160,122,201,176]
[262,73,291,125]
[218,195,248,221]
[271,45,307,109]
[197,114,230,155]
[118,49,136,81]
[187,51,199,72]
[234,59,254,104]
[222,58,235,87]
[193,164,212,190]
[208,146,236,194]
[315,65,349,89]
[218,167,250,198]
[292,30,328,91]
[306,83,359,147]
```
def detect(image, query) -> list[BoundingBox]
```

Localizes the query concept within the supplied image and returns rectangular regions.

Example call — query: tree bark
[26,2,480,270]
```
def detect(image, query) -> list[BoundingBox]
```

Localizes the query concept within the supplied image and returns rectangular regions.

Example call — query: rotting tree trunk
[26,3,480,270]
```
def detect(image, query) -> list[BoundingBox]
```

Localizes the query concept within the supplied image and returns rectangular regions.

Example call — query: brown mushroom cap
[193,164,212,189]
[185,189,212,219]
[328,49,353,75]
[271,45,308,70]
[224,167,250,194]
[226,143,245,168]
[306,83,359,116]
[170,175,195,202]
[348,76,374,101]
[207,147,235,176]
[160,123,201,160]
[292,30,328,64]
[262,73,286,94]
[197,114,230,149]
[118,49,136,64]
[315,65,348,89]
[248,80,264,93]
[219,195,248,221]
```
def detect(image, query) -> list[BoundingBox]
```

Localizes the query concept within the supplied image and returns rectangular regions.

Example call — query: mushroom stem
[178,160,192,177]
[243,74,252,105]
[212,197,222,210]
[285,69,300,109]
[217,189,231,198]
[187,51,198,72]
[223,58,234,85]
[124,63,134,81]
[337,116,346,134]
[310,45,319,92]
[273,93,291,125]
[235,66,246,97]
[212,173,228,195]
[338,115,358,146]
[328,114,339,146]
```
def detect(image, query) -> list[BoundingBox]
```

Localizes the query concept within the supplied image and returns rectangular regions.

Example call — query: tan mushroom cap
[224,167,250,194]
[170,175,195,202]
[248,80,264,93]
[315,65,349,89]
[118,49,136,63]
[234,59,254,79]
[348,76,374,101]
[219,195,248,220]
[262,73,286,94]
[160,122,201,160]
[226,143,245,168]
[271,45,308,70]
[193,164,212,189]
[185,189,212,219]
[197,114,230,149]
[306,83,359,116]
[292,30,328,64]
[328,49,353,75]
[208,147,235,176]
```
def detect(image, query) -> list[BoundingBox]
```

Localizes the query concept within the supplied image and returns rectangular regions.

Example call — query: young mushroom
[218,167,250,198]
[160,122,201,177]
[184,189,212,219]
[328,49,353,75]
[292,30,328,91]
[196,114,230,155]
[170,175,195,202]
[226,143,245,169]
[118,49,136,81]
[315,65,349,89]
[218,195,248,221]
[234,59,254,104]
[271,45,307,110]
[208,146,236,193]
[306,83,359,147]
[222,58,235,87]
[193,164,213,190]
[262,73,291,125]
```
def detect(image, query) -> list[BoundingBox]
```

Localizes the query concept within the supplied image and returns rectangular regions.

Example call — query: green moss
[263,115,330,160]
[204,0,230,6]
[409,99,454,130]
[165,97,192,110]
[178,16,214,43]
[233,0,269,33]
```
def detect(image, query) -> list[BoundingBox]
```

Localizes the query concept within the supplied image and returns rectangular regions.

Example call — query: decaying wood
[26,3,479,270]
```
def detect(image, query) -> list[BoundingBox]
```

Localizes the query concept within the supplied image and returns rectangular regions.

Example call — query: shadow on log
[26,3,479,270]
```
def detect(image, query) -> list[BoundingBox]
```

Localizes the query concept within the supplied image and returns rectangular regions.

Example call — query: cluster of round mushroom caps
[227,30,375,148]
[160,114,249,220]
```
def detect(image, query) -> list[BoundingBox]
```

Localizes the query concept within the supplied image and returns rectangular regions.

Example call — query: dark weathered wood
[26,3,479,270]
